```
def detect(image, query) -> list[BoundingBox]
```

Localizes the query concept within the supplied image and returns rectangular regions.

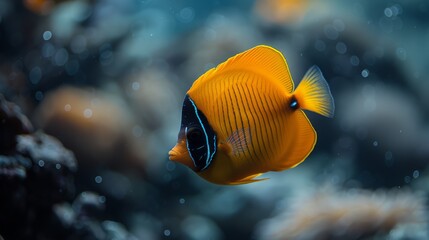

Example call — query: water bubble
[54,48,69,66]
[43,31,52,41]
[35,91,44,101]
[333,19,345,32]
[99,50,113,66]
[404,176,411,183]
[178,7,195,23]
[350,55,360,66]
[413,170,419,179]
[29,67,42,84]
[385,151,393,160]
[42,43,55,58]
[164,229,171,237]
[385,151,394,167]
[204,28,217,40]
[99,196,106,203]
[384,8,393,17]
[166,161,176,171]
[38,160,45,167]
[64,104,71,112]
[132,125,143,137]
[392,4,402,15]
[179,198,185,204]
[361,69,369,78]
[95,176,103,184]
[373,141,378,147]
[324,25,339,40]
[56,164,61,169]
[314,40,326,52]
[336,42,347,54]
[132,82,140,91]
[83,108,93,118]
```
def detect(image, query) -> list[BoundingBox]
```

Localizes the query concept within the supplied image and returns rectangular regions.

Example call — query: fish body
[169,45,334,185]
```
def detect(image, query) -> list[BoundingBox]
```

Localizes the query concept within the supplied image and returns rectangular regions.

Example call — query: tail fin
[293,66,335,118]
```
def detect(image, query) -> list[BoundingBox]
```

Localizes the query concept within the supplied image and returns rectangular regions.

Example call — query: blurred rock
[73,191,106,219]
[181,215,223,240]
[16,132,77,206]
[34,86,146,170]
[0,95,33,153]
[257,187,428,240]
[338,82,429,158]
[0,102,77,239]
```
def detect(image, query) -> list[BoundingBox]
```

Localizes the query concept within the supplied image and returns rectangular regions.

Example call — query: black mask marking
[180,95,217,171]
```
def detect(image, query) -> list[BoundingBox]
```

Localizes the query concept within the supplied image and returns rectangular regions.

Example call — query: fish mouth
[168,149,180,161]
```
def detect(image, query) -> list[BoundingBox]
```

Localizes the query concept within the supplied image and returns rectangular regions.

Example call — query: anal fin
[228,173,268,185]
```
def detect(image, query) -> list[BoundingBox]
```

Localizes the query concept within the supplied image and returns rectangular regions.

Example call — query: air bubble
[64,104,71,112]
[95,176,103,183]
[385,151,393,160]
[54,48,69,66]
[38,160,45,167]
[384,8,393,17]
[178,7,195,23]
[132,82,140,91]
[29,67,42,84]
[336,42,347,54]
[314,40,326,52]
[413,170,419,179]
[164,229,171,237]
[333,19,345,32]
[404,176,411,183]
[350,55,360,66]
[83,108,93,118]
[35,91,44,101]
[361,69,369,78]
[324,25,339,40]
[43,31,52,41]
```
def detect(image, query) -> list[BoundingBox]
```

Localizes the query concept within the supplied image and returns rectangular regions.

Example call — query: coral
[34,86,146,170]
[0,96,136,240]
[257,187,428,240]
[0,95,33,153]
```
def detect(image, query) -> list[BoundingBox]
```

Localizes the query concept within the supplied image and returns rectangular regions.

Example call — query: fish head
[169,95,217,172]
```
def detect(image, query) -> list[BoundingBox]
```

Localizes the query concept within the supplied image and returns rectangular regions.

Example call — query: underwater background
[1,0,429,239]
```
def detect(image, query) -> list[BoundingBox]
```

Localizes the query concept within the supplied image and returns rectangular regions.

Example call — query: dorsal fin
[189,45,294,93]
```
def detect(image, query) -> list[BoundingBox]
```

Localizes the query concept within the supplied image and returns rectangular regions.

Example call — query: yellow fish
[169,45,334,185]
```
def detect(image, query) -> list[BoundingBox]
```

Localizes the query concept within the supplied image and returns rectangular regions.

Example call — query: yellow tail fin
[293,66,335,117]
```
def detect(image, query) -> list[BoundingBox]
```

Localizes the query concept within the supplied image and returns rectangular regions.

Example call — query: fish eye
[187,127,203,143]
[290,96,299,109]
